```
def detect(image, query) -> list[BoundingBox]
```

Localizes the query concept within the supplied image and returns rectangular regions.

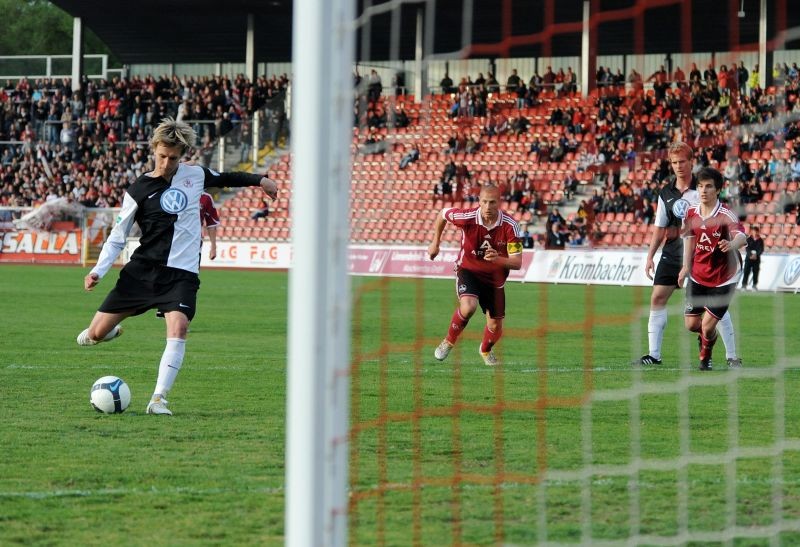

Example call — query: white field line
[0,485,283,500]
[4,473,799,500]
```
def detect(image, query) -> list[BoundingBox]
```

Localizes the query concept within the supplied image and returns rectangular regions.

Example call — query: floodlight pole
[758,0,767,89]
[71,17,83,93]
[285,0,353,545]
[581,1,590,97]
[245,14,256,83]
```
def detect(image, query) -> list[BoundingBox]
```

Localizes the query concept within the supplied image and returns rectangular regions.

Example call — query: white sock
[718,311,737,359]
[647,308,668,359]
[154,338,186,397]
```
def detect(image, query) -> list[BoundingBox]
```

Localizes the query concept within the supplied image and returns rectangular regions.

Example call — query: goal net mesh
[340,0,800,544]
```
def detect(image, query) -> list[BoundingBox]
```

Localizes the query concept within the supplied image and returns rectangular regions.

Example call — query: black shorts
[684,280,736,320]
[98,260,200,321]
[456,268,506,319]
[653,255,682,287]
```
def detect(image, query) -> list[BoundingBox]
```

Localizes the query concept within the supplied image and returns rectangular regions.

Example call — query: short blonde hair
[480,182,500,194]
[668,141,692,160]
[150,116,197,154]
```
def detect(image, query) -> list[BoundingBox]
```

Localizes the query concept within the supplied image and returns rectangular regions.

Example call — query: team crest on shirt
[672,198,690,219]
[458,284,467,294]
[160,188,188,213]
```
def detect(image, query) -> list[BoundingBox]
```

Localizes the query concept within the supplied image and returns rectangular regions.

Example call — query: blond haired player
[77,117,277,415]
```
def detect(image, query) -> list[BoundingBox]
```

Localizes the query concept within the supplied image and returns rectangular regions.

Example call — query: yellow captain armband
[507,241,522,254]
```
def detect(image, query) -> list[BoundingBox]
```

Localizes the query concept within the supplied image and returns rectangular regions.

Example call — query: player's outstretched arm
[428,212,447,260]
[202,168,277,200]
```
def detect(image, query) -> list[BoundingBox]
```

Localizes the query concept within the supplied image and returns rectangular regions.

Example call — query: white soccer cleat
[102,325,123,342]
[146,395,173,416]
[434,339,454,361]
[76,325,123,346]
[479,344,499,367]
[727,357,743,369]
[76,328,98,346]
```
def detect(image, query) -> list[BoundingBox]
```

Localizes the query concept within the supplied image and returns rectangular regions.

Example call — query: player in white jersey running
[76,117,277,415]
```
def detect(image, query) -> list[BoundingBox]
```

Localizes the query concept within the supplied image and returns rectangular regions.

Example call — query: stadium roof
[49,0,294,64]
[50,0,800,65]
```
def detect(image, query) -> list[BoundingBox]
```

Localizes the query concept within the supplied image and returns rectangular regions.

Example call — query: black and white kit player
[651,174,698,285]
[77,118,278,415]
[93,164,252,283]
[643,172,739,366]
[77,117,277,416]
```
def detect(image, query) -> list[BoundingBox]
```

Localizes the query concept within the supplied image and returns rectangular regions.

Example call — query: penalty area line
[0,485,284,500]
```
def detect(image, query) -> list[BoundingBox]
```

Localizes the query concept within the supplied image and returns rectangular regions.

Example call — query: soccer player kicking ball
[678,167,746,370]
[428,184,522,366]
[76,117,278,415]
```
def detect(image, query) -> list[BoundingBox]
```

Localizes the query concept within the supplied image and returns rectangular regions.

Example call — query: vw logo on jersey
[160,188,188,214]
[672,198,690,219]
[784,257,800,286]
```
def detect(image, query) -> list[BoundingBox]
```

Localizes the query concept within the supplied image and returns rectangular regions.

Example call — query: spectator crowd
[4,60,800,248]
[1,72,290,209]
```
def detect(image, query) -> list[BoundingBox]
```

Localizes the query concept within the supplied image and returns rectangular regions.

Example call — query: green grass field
[1,264,799,546]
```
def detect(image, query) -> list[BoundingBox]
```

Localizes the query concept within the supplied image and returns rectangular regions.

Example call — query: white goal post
[285,0,354,545]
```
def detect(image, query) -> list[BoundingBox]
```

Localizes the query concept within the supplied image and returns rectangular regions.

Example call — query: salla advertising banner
[0,230,82,264]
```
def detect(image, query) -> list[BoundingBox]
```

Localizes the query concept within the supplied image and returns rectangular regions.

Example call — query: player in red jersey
[678,167,746,371]
[428,184,523,366]
[199,191,220,260]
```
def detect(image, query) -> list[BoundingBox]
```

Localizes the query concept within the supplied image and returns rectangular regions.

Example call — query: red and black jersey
[442,206,522,287]
[682,201,745,287]
[200,192,220,228]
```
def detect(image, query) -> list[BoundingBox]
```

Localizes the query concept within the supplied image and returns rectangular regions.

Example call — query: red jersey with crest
[682,201,745,287]
[443,206,522,287]
[200,192,220,228]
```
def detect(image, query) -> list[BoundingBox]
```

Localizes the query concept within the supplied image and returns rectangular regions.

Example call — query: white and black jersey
[654,175,698,262]
[92,164,261,278]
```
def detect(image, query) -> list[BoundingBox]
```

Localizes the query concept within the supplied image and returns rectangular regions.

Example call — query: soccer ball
[90,376,131,414]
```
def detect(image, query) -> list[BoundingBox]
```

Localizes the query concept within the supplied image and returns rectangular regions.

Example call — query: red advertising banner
[0,230,82,264]
[347,245,534,281]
